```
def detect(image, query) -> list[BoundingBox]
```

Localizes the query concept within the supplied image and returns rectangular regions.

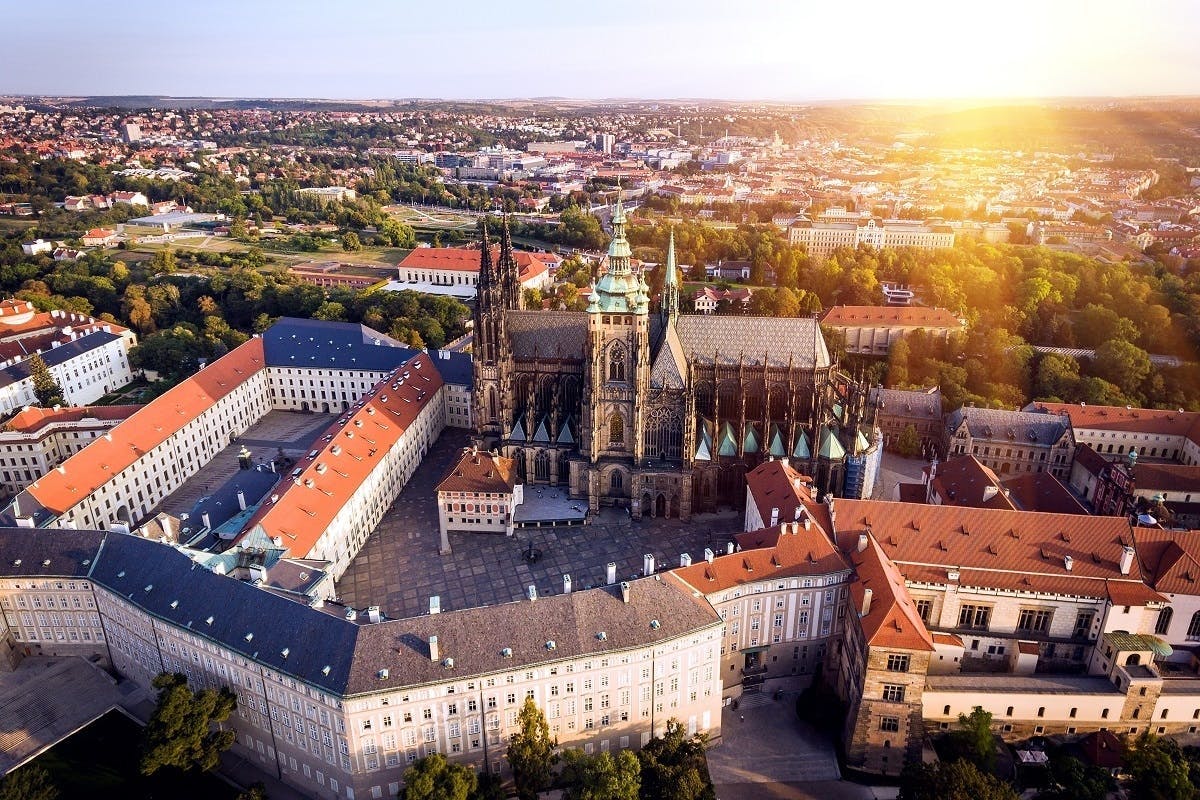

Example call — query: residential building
[298,187,357,205]
[869,387,943,458]
[435,447,521,546]
[691,286,752,314]
[787,218,954,261]
[945,407,1075,479]
[0,405,139,500]
[80,228,118,247]
[1025,402,1200,466]
[20,239,52,256]
[821,306,964,357]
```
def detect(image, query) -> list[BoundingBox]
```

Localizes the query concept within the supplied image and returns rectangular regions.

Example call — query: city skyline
[3,0,1199,101]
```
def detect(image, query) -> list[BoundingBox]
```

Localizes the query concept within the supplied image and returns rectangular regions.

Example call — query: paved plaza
[872,452,927,500]
[336,429,745,618]
[153,411,336,520]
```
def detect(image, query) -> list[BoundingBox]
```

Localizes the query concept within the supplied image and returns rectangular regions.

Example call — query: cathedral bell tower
[472,217,519,443]
[581,189,651,509]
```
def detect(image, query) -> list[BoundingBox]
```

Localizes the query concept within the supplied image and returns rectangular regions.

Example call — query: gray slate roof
[0,528,721,699]
[676,315,831,369]
[870,387,943,417]
[506,311,587,360]
[947,406,1072,444]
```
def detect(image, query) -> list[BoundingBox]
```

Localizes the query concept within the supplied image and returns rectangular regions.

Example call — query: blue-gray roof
[0,331,123,389]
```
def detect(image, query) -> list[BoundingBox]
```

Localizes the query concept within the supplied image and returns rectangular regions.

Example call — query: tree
[887,338,911,387]
[506,697,558,800]
[895,424,922,458]
[0,764,59,800]
[1033,353,1081,401]
[27,354,64,407]
[235,784,269,800]
[1124,732,1199,800]
[773,286,800,317]
[1039,755,1114,800]
[560,749,640,800]
[1093,339,1151,398]
[400,753,477,800]
[139,672,237,776]
[637,720,715,800]
[948,706,996,772]
[341,232,362,252]
[898,760,1017,800]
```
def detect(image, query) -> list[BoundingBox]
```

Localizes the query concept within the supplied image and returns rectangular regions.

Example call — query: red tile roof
[1132,527,1200,595]
[744,459,828,531]
[821,305,964,328]
[837,529,935,652]
[436,448,517,494]
[928,455,1015,510]
[25,338,266,516]
[3,405,140,433]
[244,353,443,559]
[1028,402,1200,443]
[398,246,549,281]
[1001,472,1090,515]
[833,499,1161,604]
[673,521,848,594]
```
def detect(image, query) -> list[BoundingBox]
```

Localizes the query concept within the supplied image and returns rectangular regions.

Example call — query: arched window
[1156,606,1173,635]
[609,413,624,447]
[534,450,550,481]
[608,343,626,382]
[1188,611,1200,640]
[610,470,623,490]
[487,387,498,423]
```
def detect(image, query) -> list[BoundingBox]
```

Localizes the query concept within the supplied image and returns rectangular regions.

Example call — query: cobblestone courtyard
[336,429,745,618]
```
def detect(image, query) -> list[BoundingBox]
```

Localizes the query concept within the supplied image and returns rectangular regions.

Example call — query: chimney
[620,581,631,603]
[1120,546,1135,576]
[236,490,247,511]
[606,562,617,584]
[429,635,439,662]
[563,574,572,594]
[680,553,692,568]
[704,548,715,563]
[367,606,382,623]
[1064,555,1074,572]
[861,587,873,617]
[527,584,538,602]
[770,507,779,526]
[201,511,211,529]
[857,532,868,553]
[726,541,735,555]
[643,553,655,575]
[429,595,441,615]
[982,485,999,502]
[249,563,267,583]
[794,506,802,521]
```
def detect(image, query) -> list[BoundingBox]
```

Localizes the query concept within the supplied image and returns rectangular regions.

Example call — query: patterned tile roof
[506,311,588,360]
[675,315,831,369]
[947,406,1072,445]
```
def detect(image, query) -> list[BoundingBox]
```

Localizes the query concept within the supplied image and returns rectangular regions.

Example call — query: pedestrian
[739,714,744,722]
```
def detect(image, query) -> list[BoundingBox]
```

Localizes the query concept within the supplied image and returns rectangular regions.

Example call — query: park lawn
[30,711,239,800]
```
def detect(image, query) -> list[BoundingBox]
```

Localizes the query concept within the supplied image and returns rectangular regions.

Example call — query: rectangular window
[879,716,900,732]
[882,684,906,703]
[1017,608,1054,634]
[886,654,910,673]
[915,599,933,622]
[958,604,991,630]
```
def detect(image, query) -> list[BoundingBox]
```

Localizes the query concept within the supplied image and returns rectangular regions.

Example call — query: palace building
[472,200,879,520]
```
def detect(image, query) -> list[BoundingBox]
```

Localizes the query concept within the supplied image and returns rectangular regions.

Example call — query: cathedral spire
[498,214,523,310]
[664,227,679,326]
[590,184,645,314]
[477,217,495,294]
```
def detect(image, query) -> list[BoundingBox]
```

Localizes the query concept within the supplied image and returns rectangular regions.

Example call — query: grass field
[29,711,239,800]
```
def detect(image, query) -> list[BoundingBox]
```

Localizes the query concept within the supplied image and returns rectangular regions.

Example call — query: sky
[3,0,1198,101]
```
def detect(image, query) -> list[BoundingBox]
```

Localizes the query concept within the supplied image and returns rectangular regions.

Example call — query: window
[879,716,900,732]
[1186,611,1200,640]
[607,344,626,382]
[881,685,906,703]
[608,414,624,447]
[1074,611,1096,638]
[958,604,990,630]
[1017,609,1054,634]
[1156,607,1174,635]
[886,654,910,673]
[915,599,933,623]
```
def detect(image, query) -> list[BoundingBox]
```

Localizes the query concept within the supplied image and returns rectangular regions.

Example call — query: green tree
[637,720,715,800]
[898,759,1017,800]
[895,424,922,458]
[312,301,348,321]
[1039,755,1114,800]
[341,231,362,252]
[400,753,477,800]
[506,697,558,800]
[139,672,237,776]
[949,706,996,772]
[560,749,641,800]
[887,338,911,388]
[1093,339,1152,398]
[235,783,269,800]
[1124,732,1199,800]
[1033,353,1081,401]
[0,764,59,800]
[27,354,64,407]
[773,286,800,317]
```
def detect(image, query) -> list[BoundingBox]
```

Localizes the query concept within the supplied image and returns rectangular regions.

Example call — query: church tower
[580,189,651,510]
[472,219,515,443]
[662,228,679,328]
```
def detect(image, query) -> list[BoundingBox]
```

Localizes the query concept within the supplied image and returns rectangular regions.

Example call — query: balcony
[741,664,768,677]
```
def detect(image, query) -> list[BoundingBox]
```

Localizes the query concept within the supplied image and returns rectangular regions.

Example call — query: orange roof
[838,529,935,652]
[928,455,1015,510]
[83,228,116,238]
[0,305,130,341]
[4,405,140,433]
[398,246,549,280]
[834,499,1161,603]
[436,448,517,494]
[1028,402,1200,443]
[744,459,827,530]
[673,520,848,594]
[1133,527,1200,595]
[25,338,266,516]
[245,353,443,558]
[821,305,963,328]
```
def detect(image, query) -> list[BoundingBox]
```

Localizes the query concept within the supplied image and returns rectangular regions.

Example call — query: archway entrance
[640,493,651,517]
[655,493,666,518]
